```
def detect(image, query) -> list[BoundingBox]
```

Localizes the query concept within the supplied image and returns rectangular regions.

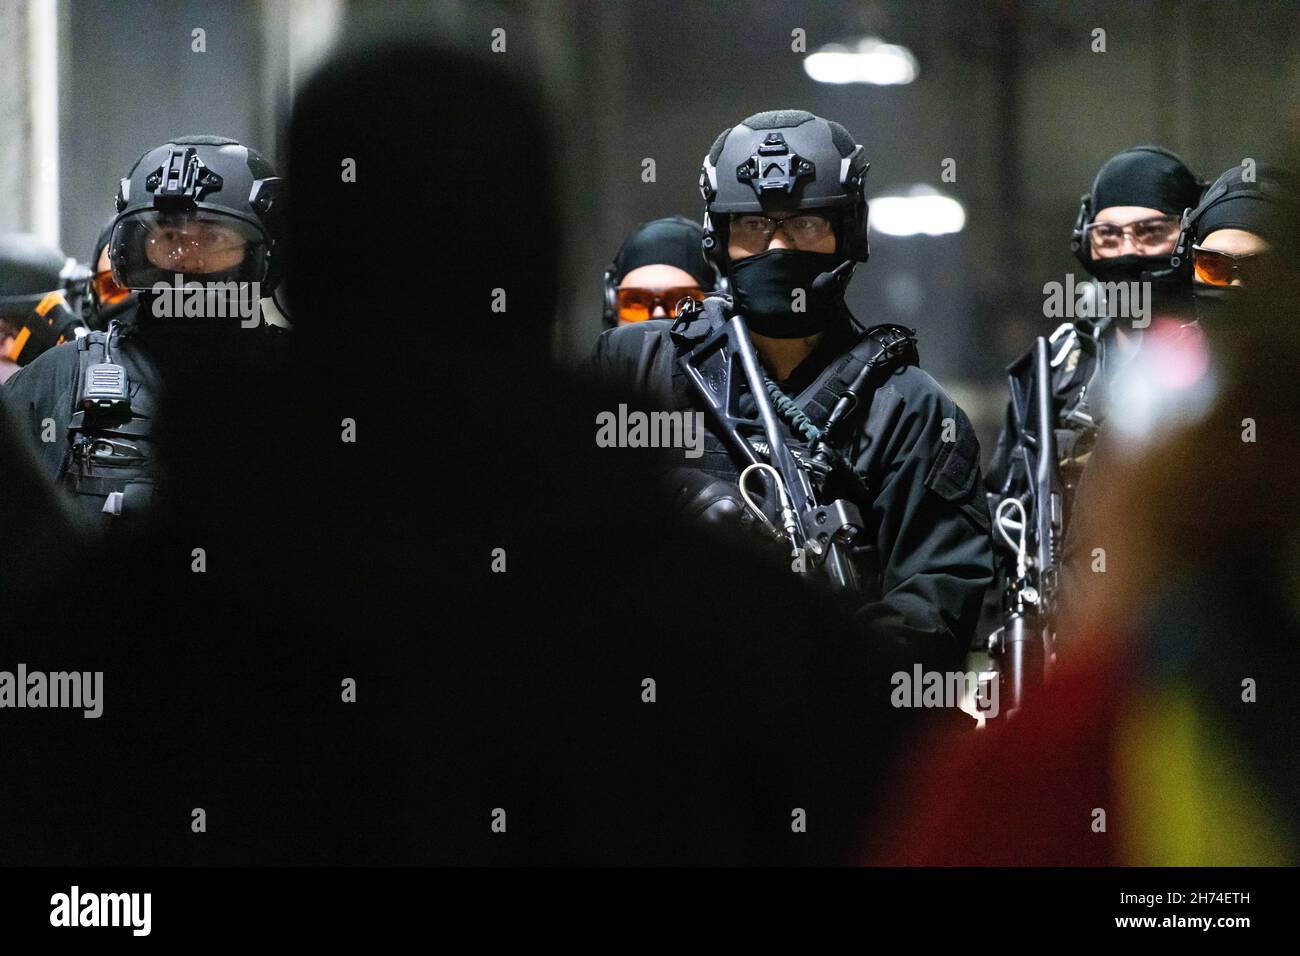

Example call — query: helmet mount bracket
[148,148,224,208]
[736,133,813,198]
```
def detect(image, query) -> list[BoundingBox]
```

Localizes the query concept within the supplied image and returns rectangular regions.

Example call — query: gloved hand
[667,466,787,555]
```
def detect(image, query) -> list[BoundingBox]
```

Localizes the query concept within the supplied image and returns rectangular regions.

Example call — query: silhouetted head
[286,41,558,364]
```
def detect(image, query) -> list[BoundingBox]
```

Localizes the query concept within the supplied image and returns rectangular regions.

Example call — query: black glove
[667,467,787,554]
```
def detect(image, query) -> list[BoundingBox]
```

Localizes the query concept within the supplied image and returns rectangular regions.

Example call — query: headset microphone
[811,260,853,296]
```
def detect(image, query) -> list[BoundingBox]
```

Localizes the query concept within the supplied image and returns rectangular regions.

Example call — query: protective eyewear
[615,286,706,323]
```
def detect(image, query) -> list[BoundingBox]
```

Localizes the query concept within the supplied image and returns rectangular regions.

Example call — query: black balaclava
[612,216,715,290]
[1084,146,1203,293]
[1194,164,1294,246]
[1190,163,1297,321]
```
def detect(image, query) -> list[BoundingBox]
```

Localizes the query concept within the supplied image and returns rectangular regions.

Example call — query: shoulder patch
[924,405,979,503]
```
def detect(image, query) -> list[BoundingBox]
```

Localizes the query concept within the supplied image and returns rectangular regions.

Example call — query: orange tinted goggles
[92,269,132,306]
[616,286,705,323]
[1192,246,1265,287]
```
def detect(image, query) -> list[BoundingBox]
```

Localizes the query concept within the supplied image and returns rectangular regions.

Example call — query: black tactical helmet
[699,110,871,278]
[109,135,285,294]
[0,233,66,317]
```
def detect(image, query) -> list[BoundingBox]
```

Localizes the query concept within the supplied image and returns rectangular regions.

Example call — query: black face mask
[130,290,258,339]
[729,249,844,338]
[92,293,138,329]
[1090,254,1196,323]
[1193,283,1245,324]
[1087,253,1171,284]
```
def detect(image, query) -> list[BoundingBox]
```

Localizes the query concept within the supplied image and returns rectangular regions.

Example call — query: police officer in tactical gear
[0,233,88,383]
[603,215,717,328]
[986,146,1204,509]
[982,146,1205,676]
[592,110,993,663]
[2,135,286,530]
[1172,161,1297,323]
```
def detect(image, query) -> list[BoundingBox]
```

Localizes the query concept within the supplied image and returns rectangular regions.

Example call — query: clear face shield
[109,209,268,291]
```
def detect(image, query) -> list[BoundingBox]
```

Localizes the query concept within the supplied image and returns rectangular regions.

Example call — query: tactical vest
[58,330,159,518]
[637,296,919,490]
[634,296,919,596]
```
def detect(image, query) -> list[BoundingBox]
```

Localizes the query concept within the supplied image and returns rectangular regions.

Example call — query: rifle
[677,307,909,592]
[988,335,1062,717]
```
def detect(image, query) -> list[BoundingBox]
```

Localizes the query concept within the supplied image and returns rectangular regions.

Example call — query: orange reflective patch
[35,290,66,317]
[4,326,32,361]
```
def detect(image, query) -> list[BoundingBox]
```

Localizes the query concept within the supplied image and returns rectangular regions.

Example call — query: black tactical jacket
[2,303,288,531]
[591,307,993,664]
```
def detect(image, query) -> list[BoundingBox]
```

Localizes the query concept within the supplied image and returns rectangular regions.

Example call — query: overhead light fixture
[803,37,919,86]
[869,186,965,237]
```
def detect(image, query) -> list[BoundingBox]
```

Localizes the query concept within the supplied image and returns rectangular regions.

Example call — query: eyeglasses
[1085,215,1181,255]
[1192,245,1264,287]
[615,286,706,323]
[144,218,248,273]
[146,230,246,258]
[92,269,132,307]
[729,213,835,254]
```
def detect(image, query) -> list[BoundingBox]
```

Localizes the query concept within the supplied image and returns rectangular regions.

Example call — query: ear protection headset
[602,265,618,325]
[834,148,873,264]
[1069,193,1094,269]
[1169,206,1197,274]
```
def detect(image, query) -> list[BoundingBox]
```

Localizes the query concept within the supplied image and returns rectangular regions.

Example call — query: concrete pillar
[0,0,62,246]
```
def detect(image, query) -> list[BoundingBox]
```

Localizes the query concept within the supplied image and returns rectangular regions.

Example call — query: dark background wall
[519,0,1300,421]
[16,0,1300,451]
